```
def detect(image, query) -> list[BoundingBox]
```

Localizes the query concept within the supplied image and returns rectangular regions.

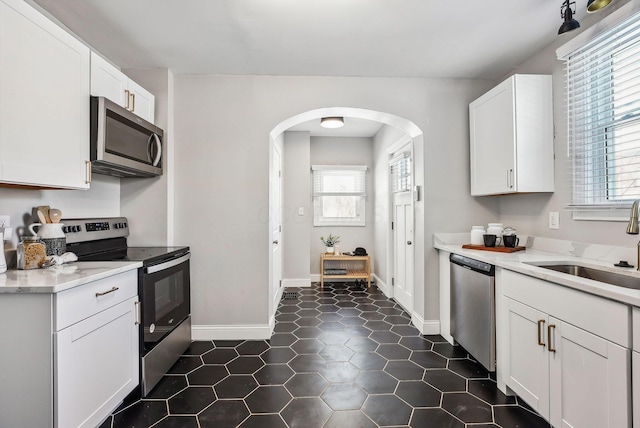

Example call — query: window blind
[390,152,411,193]
[563,11,640,209]
[311,165,367,196]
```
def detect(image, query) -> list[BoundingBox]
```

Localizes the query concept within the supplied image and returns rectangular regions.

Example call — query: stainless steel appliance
[90,96,163,178]
[449,253,496,371]
[64,217,190,396]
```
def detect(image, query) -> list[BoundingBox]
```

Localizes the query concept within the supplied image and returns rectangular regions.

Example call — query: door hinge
[392,277,395,286]
[279,170,282,178]
[391,221,394,230]
[279,279,282,288]
[279,225,282,232]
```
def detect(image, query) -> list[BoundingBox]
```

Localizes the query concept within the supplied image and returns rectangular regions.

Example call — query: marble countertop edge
[0,261,143,294]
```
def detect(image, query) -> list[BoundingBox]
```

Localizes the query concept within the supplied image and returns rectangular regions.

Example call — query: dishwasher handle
[449,253,495,276]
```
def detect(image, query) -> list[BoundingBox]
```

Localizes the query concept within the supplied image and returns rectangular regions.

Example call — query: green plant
[320,234,340,247]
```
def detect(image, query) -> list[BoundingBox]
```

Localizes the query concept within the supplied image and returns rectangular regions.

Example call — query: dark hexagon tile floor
[101,282,551,428]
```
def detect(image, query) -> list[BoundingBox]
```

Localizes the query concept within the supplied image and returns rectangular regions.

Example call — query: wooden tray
[462,244,526,253]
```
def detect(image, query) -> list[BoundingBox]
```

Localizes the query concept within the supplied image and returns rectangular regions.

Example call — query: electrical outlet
[3,227,12,240]
[549,211,560,230]
[0,215,10,228]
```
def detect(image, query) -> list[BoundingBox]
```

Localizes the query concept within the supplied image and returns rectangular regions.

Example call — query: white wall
[173,75,493,336]
[121,68,173,246]
[310,136,374,275]
[0,175,120,265]
[497,0,640,249]
[282,131,311,284]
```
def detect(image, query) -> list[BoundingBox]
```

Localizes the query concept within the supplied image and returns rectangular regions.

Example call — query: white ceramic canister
[470,226,485,245]
[487,223,504,243]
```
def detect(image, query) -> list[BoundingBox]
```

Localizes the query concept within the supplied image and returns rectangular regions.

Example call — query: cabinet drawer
[55,270,138,331]
[500,269,630,347]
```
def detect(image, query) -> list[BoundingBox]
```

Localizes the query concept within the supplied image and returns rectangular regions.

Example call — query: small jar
[487,223,504,237]
[17,236,47,270]
[470,226,485,245]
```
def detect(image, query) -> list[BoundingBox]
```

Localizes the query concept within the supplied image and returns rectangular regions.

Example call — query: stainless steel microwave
[90,96,164,177]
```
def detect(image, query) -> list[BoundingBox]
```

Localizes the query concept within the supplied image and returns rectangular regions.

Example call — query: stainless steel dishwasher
[450,253,496,371]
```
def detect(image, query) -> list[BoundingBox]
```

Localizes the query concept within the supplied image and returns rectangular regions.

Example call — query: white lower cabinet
[499,269,631,428]
[0,270,139,428]
[55,295,139,428]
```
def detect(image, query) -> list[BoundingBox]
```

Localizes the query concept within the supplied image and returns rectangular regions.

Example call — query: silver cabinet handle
[135,301,142,325]
[124,89,130,110]
[537,320,546,347]
[85,160,92,184]
[131,93,136,112]
[548,324,557,353]
[95,286,118,297]
[509,169,514,189]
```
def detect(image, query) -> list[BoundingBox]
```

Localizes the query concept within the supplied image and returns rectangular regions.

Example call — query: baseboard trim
[192,324,272,341]
[310,274,320,283]
[283,278,311,288]
[411,312,440,336]
[372,274,392,298]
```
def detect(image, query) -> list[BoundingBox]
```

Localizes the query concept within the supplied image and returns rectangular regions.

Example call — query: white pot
[326,246,334,254]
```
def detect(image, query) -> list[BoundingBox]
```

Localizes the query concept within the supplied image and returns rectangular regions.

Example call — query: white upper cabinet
[470,74,554,196]
[0,0,90,189]
[90,52,155,123]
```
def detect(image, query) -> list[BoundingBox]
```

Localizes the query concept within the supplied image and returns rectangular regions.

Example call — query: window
[390,152,411,193]
[312,165,366,226]
[563,11,640,216]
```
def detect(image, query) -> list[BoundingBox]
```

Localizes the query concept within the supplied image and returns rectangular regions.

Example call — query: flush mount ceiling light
[320,117,344,129]
[558,0,580,35]
[587,0,614,13]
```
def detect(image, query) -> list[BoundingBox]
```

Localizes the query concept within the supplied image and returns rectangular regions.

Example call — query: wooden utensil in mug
[36,205,51,223]
[36,210,47,225]
[49,209,62,223]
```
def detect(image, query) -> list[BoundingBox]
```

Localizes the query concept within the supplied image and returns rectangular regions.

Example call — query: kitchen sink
[527,263,640,290]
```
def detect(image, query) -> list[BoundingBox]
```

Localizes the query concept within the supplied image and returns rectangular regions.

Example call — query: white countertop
[0,261,143,294]
[434,233,640,307]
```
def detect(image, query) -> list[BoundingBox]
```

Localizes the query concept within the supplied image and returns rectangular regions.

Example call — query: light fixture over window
[558,0,580,35]
[587,0,614,13]
[320,117,344,129]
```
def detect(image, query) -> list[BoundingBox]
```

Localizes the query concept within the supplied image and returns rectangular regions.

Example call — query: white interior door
[270,144,283,316]
[393,191,413,313]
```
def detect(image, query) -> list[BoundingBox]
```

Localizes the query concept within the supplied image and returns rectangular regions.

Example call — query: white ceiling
[29,0,623,136]
[30,0,602,80]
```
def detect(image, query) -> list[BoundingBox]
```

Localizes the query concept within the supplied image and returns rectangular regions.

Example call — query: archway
[267,107,425,333]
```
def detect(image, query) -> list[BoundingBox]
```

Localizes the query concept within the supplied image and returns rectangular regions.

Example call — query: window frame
[312,165,367,227]
[559,6,640,221]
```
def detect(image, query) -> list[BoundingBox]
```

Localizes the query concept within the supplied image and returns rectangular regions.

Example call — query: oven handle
[146,253,191,274]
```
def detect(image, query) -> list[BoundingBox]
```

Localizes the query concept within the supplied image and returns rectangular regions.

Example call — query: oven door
[141,253,190,351]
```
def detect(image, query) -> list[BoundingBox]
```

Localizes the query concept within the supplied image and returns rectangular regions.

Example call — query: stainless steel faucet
[626,200,640,270]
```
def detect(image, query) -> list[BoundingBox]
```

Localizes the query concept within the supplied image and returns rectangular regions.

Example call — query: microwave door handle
[146,253,191,274]
[147,134,162,167]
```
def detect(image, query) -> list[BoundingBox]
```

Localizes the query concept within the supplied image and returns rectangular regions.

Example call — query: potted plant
[320,234,340,254]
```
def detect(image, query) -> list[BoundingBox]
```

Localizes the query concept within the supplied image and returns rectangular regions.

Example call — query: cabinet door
[90,52,128,107]
[549,318,631,428]
[633,351,639,428]
[55,296,139,428]
[0,0,90,189]
[127,79,155,123]
[470,78,516,196]
[503,297,550,418]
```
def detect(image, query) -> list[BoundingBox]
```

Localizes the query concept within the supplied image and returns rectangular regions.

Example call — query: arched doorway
[268,107,425,333]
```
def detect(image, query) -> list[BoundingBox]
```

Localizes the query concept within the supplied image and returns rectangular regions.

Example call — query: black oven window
[155,274,185,321]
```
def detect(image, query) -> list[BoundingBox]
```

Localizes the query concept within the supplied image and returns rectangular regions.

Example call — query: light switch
[298,207,304,216]
[549,211,560,229]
